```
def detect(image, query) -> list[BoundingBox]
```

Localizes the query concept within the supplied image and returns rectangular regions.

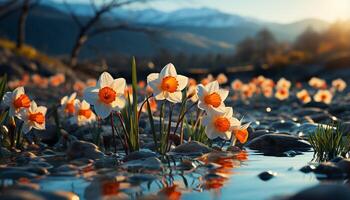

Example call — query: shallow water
[36,151,318,200]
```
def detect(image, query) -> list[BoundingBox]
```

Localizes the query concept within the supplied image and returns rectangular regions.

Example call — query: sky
[57,0,350,23]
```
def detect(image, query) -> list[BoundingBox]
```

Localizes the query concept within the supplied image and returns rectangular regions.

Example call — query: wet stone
[335,158,350,175]
[258,171,277,181]
[94,156,118,169]
[176,159,197,171]
[248,130,270,140]
[287,184,350,200]
[66,140,105,160]
[0,170,38,180]
[245,133,311,155]
[314,162,346,180]
[52,164,79,176]
[171,141,212,156]
[122,157,162,171]
[124,150,157,161]
[0,147,12,158]
[300,165,316,173]
[128,174,157,184]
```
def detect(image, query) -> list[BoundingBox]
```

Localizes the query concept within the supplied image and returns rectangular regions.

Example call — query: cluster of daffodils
[8,73,66,89]
[146,63,249,145]
[197,80,249,144]
[230,75,347,105]
[231,75,276,100]
[2,87,46,133]
[60,92,96,126]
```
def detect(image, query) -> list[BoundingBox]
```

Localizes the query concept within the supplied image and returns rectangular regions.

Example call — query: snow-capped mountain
[43,1,258,28]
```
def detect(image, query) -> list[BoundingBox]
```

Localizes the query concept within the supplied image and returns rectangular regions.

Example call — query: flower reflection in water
[198,151,248,198]
[157,184,182,200]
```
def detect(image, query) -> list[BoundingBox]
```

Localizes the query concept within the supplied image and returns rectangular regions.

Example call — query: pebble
[258,171,277,181]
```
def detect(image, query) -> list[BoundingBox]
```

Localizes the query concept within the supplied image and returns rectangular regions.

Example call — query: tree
[234,37,256,63]
[0,0,20,20]
[65,0,154,67]
[16,0,30,49]
[255,28,277,62]
[294,26,321,54]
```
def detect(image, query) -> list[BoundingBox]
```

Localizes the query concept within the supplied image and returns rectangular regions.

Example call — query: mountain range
[0,1,330,58]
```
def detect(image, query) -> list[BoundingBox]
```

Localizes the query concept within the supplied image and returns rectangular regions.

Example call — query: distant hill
[0,2,330,59]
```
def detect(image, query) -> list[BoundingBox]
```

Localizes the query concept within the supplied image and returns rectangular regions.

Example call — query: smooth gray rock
[171,141,212,155]
[245,133,311,155]
[288,184,350,200]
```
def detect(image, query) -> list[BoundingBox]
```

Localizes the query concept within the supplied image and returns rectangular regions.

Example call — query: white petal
[37,106,47,115]
[211,103,226,113]
[2,92,13,107]
[29,101,37,113]
[167,91,182,103]
[205,81,219,93]
[81,100,90,109]
[60,96,68,106]
[147,73,159,84]
[160,63,177,78]
[230,117,241,129]
[220,131,231,140]
[111,96,126,111]
[176,75,189,90]
[154,92,166,101]
[198,100,209,110]
[224,107,233,117]
[68,92,77,102]
[148,78,161,92]
[112,78,126,94]
[97,72,114,88]
[17,108,28,121]
[83,86,99,105]
[206,125,217,140]
[197,84,207,99]
[13,87,24,99]
[202,115,211,126]
[94,102,112,119]
[34,122,45,130]
[217,89,229,101]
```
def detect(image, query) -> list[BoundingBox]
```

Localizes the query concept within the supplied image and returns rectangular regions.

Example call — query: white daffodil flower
[17,101,46,133]
[197,80,228,112]
[60,92,79,116]
[147,63,188,103]
[314,90,333,104]
[332,78,347,92]
[296,89,311,104]
[276,78,291,89]
[202,107,240,140]
[70,100,96,126]
[83,72,126,119]
[2,86,31,117]
[275,87,289,100]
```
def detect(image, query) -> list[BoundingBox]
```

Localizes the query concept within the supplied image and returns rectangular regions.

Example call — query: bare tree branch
[0,0,19,13]
[0,0,40,21]
[67,0,154,67]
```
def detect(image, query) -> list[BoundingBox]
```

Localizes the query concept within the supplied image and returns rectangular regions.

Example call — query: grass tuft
[308,122,350,162]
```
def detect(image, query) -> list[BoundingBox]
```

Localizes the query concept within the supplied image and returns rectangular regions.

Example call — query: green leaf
[0,74,7,100]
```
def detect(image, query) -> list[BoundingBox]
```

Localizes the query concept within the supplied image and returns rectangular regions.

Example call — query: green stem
[110,113,117,153]
[165,103,174,153]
